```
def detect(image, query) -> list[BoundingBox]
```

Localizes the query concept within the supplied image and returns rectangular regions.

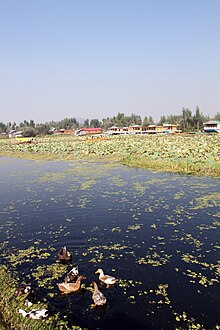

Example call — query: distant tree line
[0,107,220,137]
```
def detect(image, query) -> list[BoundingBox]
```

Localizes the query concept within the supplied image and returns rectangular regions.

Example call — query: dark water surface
[0,157,219,329]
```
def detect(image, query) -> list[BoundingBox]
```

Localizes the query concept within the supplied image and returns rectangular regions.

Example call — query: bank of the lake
[0,134,219,177]
[0,266,82,330]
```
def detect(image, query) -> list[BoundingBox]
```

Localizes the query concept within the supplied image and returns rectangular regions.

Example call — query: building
[75,127,103,136]
[58,129,75,135]
[106,126,122,135]
[145,124,179,134]
[128,125,142,134]
[9,130,23,138]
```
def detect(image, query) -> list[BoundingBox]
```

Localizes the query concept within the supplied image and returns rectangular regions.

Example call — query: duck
[57,275,86,293]
[64,266,79,283]
[24,287,38,307]
[95,268,117,288]
[92,281,107,306]
[18,308,48,319]
[15,284,31,297]
[57,246,72,261]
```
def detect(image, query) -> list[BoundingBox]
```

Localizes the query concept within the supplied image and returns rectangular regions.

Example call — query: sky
[0,0,220,124]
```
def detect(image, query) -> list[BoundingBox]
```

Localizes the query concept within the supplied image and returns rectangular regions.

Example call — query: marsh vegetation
[0,133,219,177]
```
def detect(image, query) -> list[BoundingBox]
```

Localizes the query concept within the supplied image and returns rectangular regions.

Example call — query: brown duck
[57,246,72,261]
[15,284,31,297]
[57,275,85,294]
[92,281,107,306]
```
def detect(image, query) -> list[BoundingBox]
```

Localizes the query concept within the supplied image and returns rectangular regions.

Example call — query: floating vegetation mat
[0,133,220,176]
[0,158,219,329]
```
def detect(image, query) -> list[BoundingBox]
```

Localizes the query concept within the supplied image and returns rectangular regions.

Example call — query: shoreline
[0,265,83,330]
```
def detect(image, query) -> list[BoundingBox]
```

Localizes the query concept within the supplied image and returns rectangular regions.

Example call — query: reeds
[0,266,82,330]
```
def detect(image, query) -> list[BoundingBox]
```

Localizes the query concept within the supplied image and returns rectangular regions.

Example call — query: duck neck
[93,282,99,292]
[19,309,28,317]
[99,270,104,277]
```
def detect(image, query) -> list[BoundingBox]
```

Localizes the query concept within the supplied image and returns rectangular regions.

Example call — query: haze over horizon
[0,0,219,124]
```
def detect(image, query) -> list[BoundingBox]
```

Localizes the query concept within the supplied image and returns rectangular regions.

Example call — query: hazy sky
[0,0,220,124]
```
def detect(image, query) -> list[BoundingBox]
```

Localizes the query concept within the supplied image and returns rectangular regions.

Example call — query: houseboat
[75,127,103,136]
[203,120,220,133]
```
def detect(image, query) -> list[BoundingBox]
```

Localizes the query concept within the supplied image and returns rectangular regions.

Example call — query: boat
[203,120,220,133]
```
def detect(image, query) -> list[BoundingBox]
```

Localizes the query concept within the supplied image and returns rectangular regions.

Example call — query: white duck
[64,266,79,283]
[18,308,48,319]
[95,268,117,288]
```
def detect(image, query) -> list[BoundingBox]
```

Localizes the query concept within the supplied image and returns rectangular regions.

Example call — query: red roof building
[75,127,103,136]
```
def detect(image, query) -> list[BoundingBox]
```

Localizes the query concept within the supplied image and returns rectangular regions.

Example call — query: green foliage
[0,266,84,329]
[142,116,154,126]
[0,106,219,143]
[90,118,101,128]
[0,122,7,134]
[214,112,220,121]
[22,127,37,137]
[83,119,90,128]
[1,108,219,136]
[57,117,79,130]
[0,134,219,176]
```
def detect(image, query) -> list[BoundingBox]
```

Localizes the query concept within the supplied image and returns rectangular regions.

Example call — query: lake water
[0,157,219,329]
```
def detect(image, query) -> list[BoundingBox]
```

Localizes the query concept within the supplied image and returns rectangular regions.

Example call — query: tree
[193,106,204,131]
[58,117,79,130]
[83,119,90,128]
[35,123,51,135]
[166,114,181,125]
[29,119,35,128]
[101,117,114,130]
[113,113,127,127]
[0,122,7,133]
[149,116,154,124]
[130,113,142,125]
[214,112,220,121]
[90,119,101,128]
[142,116,155,126]
[158,115,167,125]
[22,127,37,137]
[11,122,17,130]
[23,120,29,126]
[179,107,193,131]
